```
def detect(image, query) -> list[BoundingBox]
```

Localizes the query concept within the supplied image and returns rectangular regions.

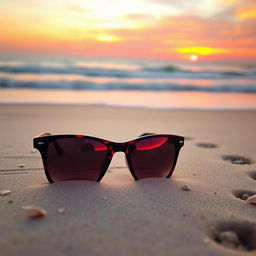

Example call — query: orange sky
[0,0,256,61]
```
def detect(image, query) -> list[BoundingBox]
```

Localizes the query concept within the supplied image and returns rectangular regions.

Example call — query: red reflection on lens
[84,139,107,151]
[130,137,175,179]
[47,138,108,181]
[135,137,168,150]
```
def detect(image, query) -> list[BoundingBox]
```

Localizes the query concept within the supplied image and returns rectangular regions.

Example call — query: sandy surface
[0,104,256,256]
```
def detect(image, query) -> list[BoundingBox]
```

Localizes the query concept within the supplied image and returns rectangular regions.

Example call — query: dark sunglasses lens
[130,137,176,179]
[46,138,108,181]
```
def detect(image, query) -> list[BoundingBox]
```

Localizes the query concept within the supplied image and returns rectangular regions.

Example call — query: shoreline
[1,89,256,110]
[1,102,256,112]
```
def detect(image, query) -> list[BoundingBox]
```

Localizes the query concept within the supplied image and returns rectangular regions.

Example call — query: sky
[0,0,256,61]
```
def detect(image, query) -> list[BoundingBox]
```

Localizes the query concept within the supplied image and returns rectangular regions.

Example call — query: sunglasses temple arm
[37,132,63,155]
[138,132,156,137]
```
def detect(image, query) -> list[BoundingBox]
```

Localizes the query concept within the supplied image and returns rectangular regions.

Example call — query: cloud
[148,0,233,18]
[236,2,256,19]
[149,0,255,21]
[1,0,256,61]
[99,14,256,59]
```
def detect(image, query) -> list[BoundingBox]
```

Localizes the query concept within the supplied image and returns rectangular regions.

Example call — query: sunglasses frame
[33,133,184,183]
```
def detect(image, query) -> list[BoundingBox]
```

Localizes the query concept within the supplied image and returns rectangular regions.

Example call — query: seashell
[218,231,240,247]
[0,190,11,196]
[103,196,108,200]
[241,194,250,201]
[182,185,191,191]
[21,205,47,219]
[246,194,256,205]
[19,163,25,168]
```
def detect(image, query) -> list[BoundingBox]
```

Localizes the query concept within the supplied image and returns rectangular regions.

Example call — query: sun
[189,55,198,61]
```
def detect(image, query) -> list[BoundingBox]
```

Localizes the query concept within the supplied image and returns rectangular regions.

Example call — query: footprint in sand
[248,171,256,181]
[209,221,256,252]
[232,189,256,201]
[196,143,218,149]
[221,155,254,165]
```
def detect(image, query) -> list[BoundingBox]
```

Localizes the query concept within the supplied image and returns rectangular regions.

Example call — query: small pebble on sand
[21,205,47,219]
[241,194,250,200]
[30,150,37,154]
[19,164,25,168]
[182,185,191,191]
[246,194,256,205]
[8,200,14,203]
[0,190,12,196]
[57,208,65,214]
[203,237,210,244]
[103,196,108,200]
[217,230,242,249]
[200,215,206,220]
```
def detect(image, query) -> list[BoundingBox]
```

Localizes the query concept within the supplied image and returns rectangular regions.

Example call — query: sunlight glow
[177,47,228,56]
[96,34,120,42]
[237,8,256,19]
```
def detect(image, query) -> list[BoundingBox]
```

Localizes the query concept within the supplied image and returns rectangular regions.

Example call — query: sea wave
[0,63,254,79]
[0,56,256,93]
[143,65,182,72]
[0,65,133,78]
[143,65,255,77]
[1,77,256,93]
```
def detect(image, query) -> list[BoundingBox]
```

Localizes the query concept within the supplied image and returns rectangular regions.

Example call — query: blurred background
[0,0,256,109]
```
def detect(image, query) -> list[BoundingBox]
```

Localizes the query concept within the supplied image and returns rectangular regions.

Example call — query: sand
[0,104,256,256]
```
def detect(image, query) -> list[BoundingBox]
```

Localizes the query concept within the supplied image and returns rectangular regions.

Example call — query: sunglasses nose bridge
[111,142,128,153]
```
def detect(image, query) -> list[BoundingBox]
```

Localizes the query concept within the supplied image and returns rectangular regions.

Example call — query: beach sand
[0,104,256,256]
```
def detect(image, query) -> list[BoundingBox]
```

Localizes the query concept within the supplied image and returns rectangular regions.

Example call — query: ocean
[0,55,256,109]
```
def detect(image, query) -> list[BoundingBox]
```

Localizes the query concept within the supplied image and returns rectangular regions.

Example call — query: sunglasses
[33,132,184,183]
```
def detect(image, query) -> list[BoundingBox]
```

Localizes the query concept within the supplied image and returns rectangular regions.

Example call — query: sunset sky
[0,0,256,61]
